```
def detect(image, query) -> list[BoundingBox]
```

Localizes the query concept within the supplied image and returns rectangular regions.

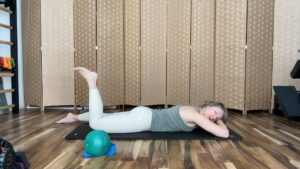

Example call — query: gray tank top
[150,105,195,132]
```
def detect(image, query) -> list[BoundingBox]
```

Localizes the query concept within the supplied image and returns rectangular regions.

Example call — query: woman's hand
[216,119,229,133]
[193,114,229,138]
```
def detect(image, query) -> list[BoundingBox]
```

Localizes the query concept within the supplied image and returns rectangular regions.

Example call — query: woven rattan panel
[124,0,141,106]
[22,0,42,106]
[190,0,215,106]
[74,0,97,106]
[167,0,191,105]
[245,0,274,111]
[215,0,247,111]
[97,0,124,106]
[141,0,167,105]
[273,0,300,90]
[41,0,75,106]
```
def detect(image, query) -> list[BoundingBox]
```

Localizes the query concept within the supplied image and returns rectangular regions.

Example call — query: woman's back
[149,105,195,132]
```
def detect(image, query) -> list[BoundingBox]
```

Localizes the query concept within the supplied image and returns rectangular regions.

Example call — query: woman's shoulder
[180,105,200,112]
[179,105,203,125]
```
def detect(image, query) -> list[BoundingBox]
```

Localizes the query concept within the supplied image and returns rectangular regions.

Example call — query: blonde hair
[200,101,228,123]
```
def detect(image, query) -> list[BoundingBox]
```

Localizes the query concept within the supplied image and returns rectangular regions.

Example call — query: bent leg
[77,100,153,133]
[56,88,102,124]
[78,112,110,121]
[88,88,104,121]
[62,67,153,133]
[56,67,100,124]
[73,67,105,123]
[78,112,89,121]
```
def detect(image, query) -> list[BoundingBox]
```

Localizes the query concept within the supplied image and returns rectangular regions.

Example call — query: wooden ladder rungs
[0,89,15,94]
[0,40,13,45]
[0,104,15,110]
[0,23,13,29]
[0,72,14,77]
[0,6,12,14]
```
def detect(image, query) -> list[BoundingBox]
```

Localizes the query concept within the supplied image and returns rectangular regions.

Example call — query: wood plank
[137,140,153,158]
[0,5,12,14]
[197,153,222,169]
[275,146,300,169]
[255,126,300,150]
[0,22,13,29]
[224,162,237,169]
[0,104,14,110]
[119,161,136,169]
[168,140,184,169]
[0,89,14,93]
[0,40,13,45]
[122,141,135,161]
[253,128,287,145]
[136,157,150,169]
[277,129,300,142]
[0,71,14,77]
[150,140,168,168]
[132,140,143,160]
[181,140,220,169]
[242,146,288,169]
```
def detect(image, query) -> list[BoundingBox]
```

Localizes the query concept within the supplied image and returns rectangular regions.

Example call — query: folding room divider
[41,0,75,106]
[166,0,191,106]
[190,0,215,106]
[74,0,97,107]
[215,0,274,115]
[245,0,274,112]
[124,0,141,106]
[23,0,42,106]
[215,0,248,113]
[96,0,124,106]
[23,0,276,115]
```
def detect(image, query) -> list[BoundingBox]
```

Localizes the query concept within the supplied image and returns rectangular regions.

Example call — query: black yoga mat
[65,123,242,141]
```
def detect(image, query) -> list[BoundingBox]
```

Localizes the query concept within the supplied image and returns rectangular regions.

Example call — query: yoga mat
[65,123,242,141]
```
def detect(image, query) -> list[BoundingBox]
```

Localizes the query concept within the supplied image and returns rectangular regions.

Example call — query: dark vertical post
[10,0,19,113]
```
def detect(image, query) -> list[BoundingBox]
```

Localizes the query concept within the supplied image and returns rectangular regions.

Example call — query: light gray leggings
[78,89,153,133]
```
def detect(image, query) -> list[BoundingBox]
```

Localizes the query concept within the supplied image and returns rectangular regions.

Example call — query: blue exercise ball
[84,130,111,156]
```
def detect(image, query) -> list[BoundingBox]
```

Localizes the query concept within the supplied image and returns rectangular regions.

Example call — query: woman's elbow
[223,129,229,138]
[218,129,229,138]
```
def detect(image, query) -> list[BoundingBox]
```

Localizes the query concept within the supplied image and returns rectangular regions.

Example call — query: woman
[56,67,229,138]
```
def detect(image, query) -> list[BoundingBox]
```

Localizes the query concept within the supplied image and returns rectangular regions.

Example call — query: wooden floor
[0,108,300,169]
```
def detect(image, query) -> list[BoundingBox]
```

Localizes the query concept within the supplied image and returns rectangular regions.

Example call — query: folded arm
[192,113,229,138]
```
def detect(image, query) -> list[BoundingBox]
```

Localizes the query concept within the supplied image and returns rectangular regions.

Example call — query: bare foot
[73,67,98,88]
[73,67,97,82]
[56,113,78,124]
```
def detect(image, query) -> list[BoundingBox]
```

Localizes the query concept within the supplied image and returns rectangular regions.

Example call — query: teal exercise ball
[84,130,111,156]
